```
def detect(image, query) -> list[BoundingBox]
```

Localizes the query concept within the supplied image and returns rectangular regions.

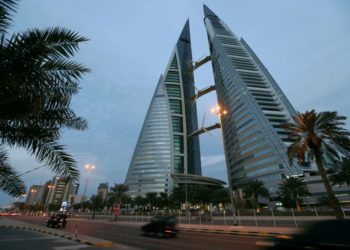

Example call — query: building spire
[178,19,191,43]
[203,5,218,18]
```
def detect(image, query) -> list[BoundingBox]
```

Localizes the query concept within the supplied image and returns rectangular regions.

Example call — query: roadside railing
[68,207,349,228]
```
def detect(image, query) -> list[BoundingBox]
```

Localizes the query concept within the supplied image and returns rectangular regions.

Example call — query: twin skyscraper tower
[125,5,302,197]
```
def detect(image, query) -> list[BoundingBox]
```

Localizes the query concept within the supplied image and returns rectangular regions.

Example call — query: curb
[0,224,113,247]
[179,227,283,237]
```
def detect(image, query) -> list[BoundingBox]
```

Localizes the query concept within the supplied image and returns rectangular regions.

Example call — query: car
[9,212,20,216]
[256,219,350,250]
[141,216,178,238]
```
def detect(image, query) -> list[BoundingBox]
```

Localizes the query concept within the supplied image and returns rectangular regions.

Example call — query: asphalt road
[10,216,267,250]
[0,227,99,250]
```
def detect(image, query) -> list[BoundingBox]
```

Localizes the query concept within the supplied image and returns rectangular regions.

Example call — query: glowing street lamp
[211,105,237,225]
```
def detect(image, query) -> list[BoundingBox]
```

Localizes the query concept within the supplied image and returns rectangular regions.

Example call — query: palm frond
[18,139,80,181]
[0,0,17,34]
[0,148,26,196]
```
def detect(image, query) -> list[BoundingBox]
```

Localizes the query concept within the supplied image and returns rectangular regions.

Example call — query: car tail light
[164,226,173,233]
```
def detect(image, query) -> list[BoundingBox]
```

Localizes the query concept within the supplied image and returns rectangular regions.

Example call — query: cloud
[201,154,225,167]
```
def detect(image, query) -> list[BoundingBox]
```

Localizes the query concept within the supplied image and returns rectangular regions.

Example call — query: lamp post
[211,105,237,225]
[30,188,37,205]
[82,164,95,212]
[45,182,55,211]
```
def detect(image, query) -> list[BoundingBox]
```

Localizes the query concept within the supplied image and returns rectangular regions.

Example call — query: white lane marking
[52,238,75,244]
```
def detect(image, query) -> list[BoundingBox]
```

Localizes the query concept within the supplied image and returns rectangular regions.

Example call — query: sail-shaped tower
[203,5,303,194]
[125,21,202,197]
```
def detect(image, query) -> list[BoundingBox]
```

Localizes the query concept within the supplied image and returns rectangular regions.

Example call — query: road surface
[9,216,268,250]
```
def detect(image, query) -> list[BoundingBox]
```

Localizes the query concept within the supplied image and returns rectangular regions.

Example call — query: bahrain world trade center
[125,5,303,197]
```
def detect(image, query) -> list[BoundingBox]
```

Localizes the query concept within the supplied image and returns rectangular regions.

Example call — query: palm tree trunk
[254,194,260,213]
[314,152,344,219]
[295,198,301,212]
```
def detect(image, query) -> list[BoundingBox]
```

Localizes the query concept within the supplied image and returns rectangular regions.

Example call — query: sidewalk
[0,217,114,248]
[178,223,299,237]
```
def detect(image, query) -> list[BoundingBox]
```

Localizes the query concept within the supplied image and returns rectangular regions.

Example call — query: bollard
[75,224,78,238]
[237,209,241,226]
[291,208,298,228]
[271,208,276,228]
[224,210,226,226]
[253,209,258,227]
[341,206,346,218]
[314,207,320,221]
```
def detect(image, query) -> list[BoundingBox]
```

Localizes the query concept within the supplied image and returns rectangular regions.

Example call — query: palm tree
[0,1,89,196]
[284,110,350,219]
[132,195,145,211]
[109,183,129,206]
[330,157,350,186]
[278,177,311,211]
[89,195,103,219]
[157,192,169,210]
[169,187,186,209]
[145,192,158,211]
[243,180,270,212]
[211,187,230,210]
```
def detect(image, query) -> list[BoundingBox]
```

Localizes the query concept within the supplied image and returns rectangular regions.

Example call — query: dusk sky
[1,0,349,207]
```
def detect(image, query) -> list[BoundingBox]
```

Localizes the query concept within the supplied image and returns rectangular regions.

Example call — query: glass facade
[204,5,302,194]
[125,21,201,197]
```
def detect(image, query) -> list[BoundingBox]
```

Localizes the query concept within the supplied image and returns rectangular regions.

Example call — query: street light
[45,183,54,210]
[211,105,237,225]
[82,164,95,211]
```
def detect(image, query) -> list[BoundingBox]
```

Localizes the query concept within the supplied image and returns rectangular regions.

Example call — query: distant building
[25,185,44,205]
[67,194,84,207]
[68,182,79,196]
[41,181,53,205]
[303,173,350,205]
[45,176,78,207]
[97,183,109,201]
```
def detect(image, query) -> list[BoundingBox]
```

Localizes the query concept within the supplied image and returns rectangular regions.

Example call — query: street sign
[112,204,120,215]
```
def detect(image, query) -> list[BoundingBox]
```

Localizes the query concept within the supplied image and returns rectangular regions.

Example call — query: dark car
[257,219,350,250]
[46,214,67,228]
[141,216,178,237]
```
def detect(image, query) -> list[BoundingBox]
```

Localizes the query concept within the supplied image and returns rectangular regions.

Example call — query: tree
[157,192,169,210]
[278,177,311,211]
[89,195,103,219]
[243,180,269,212]
[169,187,186,209]
[122,195,132,214]
[284,110,350,219]
[0,0,89,196]
[132,195,145,211]
[145,192,157,211]
[109,183,129,206]
[330,157,350,186]
[211,187,230,209]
